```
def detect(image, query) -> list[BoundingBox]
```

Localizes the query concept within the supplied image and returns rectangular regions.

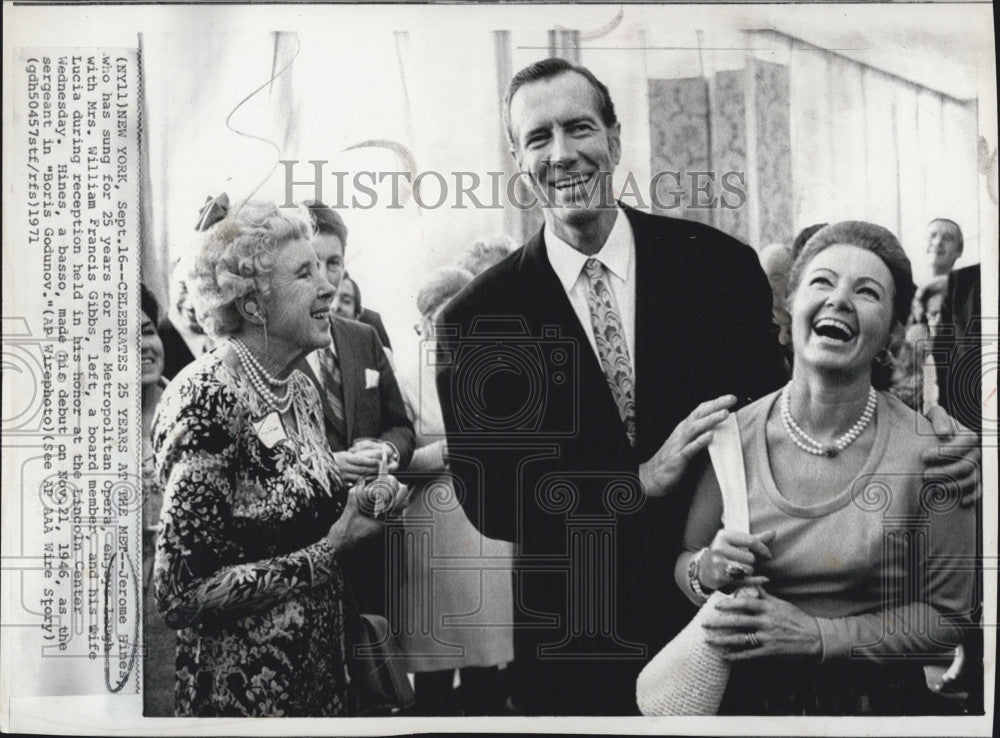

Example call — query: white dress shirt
[544,208,636,368]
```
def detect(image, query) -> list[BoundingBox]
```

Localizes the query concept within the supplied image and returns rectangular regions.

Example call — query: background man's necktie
[318,347,348,447]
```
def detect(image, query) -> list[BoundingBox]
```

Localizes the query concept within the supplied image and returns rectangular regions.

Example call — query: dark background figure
[156,316,196,379]
[932,261,983,713]
[359,305,393,350]
[156,272,197,379]
[334,271,394,351]
[333,272,363,320]
[927,217,964,280]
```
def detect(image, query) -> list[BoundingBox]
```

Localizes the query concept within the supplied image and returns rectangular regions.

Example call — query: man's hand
[639,395,737,497]
[351,438,401,473]
[332,449,381,483]
[923,405,981,507]
[334,439,400,482]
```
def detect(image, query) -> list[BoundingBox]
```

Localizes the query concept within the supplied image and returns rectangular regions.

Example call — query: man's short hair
[504,58,618,146]
[929,217,964,254]
[302,200,348,248]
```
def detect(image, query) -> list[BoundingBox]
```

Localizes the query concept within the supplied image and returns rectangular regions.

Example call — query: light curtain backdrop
[138,5,995,390]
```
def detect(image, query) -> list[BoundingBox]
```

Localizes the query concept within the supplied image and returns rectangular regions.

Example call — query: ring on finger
[726,562,747,580]
[743,632,760,649]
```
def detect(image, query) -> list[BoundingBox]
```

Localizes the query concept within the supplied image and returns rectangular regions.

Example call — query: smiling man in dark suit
[435,58,785,715]
[434,58,980,715]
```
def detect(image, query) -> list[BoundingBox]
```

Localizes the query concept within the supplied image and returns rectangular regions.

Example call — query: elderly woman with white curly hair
[152,198,408,717]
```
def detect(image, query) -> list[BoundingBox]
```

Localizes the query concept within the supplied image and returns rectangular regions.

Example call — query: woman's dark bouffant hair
[787,221,917,391]
[141,283,161,327]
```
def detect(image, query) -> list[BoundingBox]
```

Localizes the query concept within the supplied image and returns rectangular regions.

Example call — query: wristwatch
[688,547,711,602]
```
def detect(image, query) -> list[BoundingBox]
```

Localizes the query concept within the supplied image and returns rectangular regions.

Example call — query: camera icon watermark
[421,316,580,439]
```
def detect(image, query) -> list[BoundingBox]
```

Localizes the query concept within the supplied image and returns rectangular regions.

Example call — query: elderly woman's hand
[700,529,775,592]
[702,589,822,661]
[358,472,412,519]
[325,481,384,551]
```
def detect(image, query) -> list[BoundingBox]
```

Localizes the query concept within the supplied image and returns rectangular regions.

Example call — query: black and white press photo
[1,1,996,734]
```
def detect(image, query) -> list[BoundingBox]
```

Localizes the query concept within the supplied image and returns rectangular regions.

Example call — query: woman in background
[397,267,515,715]
[153,199,408,716]
[673,221,975,715]
[332,272,362,321]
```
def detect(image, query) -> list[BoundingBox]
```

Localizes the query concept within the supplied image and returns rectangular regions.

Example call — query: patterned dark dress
[152,351,349,716]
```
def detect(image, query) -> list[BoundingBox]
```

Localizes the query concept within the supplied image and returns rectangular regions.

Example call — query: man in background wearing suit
[359,305,393,350]
[300,201,415,616]
[435,58,980,715]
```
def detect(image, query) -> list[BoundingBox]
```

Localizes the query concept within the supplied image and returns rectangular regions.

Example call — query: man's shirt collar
[545,208,633,290]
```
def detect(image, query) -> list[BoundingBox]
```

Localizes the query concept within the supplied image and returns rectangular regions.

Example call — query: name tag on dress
[252,411,288,449]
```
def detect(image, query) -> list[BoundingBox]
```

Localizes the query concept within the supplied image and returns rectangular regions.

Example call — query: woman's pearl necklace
[231,339,296,414]
[780,383,876,457]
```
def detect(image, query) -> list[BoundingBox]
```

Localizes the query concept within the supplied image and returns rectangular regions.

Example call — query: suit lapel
[625,206,683,457]
[330,318,360,443]
[521,229,601,378]
[521,227,627,448]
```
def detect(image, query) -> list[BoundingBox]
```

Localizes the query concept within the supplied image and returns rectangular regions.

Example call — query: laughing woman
[674,221,975,715]
[152,200,407,716]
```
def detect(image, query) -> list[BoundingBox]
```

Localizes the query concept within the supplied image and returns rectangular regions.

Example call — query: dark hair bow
[195,193,230,231]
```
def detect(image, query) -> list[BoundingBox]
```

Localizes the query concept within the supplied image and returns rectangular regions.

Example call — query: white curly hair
[185,200,312,338]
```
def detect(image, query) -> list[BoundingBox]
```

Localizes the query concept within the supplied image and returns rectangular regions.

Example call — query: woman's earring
[875,347,891,366]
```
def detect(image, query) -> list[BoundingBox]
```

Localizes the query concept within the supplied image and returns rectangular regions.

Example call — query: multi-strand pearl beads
[231,339,297,414]
[780,383,876,457]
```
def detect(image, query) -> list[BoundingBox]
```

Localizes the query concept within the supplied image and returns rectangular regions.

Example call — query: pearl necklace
[780,384,876,457]
[231,339,292,386]
[231,339,297,414]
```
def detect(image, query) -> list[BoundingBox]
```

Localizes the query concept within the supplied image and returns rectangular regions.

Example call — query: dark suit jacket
[436,206,785,714]
[158,317,197,380]
[358,307,392,350]
[299,317,414,463]
[298,317,414,617]
[933,264,982,435]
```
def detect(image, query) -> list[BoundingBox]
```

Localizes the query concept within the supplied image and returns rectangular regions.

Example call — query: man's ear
[609,121,622,166]
[510,143,523,172]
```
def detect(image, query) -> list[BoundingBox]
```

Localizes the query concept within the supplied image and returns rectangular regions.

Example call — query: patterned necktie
[317,347,348,447]
[584,258,636,446]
